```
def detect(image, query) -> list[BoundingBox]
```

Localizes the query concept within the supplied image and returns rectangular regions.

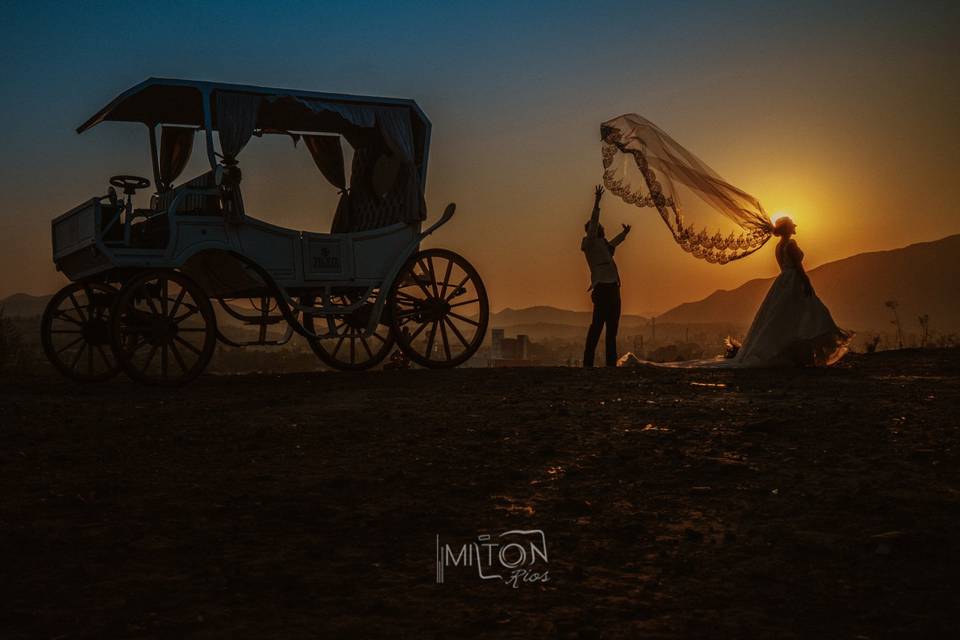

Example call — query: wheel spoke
[422,257,440,298]
[425,320,438,357]
[87,340,94,373]
[444,316,471,349]
[68,293,88,322]
[439,320,451,360]
[408,266,434,299]
[395,290,422,304]
[142,344,159,371]
[143,289,161,316]
[161,279,169,316]
[349,334,356,364]
[331,334,346,358]
[360,336,374,359]
[448,310,480,326]
[82,286,98,321]
[439,258,454,300]
[54,311,83,326]
[444,275,471,302]
[69,343,87,370]
[449,298,479,308]
[407,319,429,343]
[174,335,202,356]
[169,340,189,373]
[161,343,169,379]
[56,335,85,355]
[172,307,199,324]
[96,345,113,368]
[168,288,187,319]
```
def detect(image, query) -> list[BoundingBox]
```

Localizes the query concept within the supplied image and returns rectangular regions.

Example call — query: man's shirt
[581,229,627,289]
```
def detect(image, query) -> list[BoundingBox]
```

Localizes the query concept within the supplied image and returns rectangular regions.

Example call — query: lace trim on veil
[601,114,774,264]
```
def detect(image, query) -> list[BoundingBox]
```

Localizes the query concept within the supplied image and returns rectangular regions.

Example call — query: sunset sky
[1,1,957,315]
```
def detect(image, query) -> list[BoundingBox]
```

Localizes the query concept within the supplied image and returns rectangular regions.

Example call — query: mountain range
[0,293,51,318]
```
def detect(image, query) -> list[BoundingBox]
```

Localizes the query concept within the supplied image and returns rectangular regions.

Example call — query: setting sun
[770,211,791,225]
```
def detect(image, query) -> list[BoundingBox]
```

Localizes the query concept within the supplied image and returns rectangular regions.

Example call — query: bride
[600,113,852,368]
[728,216,851,367]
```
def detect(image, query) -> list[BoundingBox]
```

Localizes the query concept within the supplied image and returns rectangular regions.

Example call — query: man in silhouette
[581,185,631,367]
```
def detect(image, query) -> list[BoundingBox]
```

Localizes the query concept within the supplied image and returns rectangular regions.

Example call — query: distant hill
[657,234,960,333]
[0,293,51,318]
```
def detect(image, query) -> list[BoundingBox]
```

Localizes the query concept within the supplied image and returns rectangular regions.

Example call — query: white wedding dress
[625,239,852,369]
[728,239,851,367]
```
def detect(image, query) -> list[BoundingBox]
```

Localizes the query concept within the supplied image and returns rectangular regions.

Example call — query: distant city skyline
[2,1,958,313]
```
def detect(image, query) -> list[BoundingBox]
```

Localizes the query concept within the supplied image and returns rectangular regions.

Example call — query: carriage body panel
[51,200,422,295]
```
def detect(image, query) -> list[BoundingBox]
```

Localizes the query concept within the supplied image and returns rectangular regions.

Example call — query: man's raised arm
[609,223,632,247]
[586,185,604,237]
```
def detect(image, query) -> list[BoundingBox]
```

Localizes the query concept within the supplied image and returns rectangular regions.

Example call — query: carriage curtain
[215,93,262,165]
[601,113,773,264]
[157,126,195,191]
[302,134,346,190]
[291,98,416,167]
[303,133,351,232]
[375,108,425,220]
[374,109,415,164]
[293,99,426,228]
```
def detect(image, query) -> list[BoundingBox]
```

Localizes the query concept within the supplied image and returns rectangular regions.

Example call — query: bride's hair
[772,216,795,237]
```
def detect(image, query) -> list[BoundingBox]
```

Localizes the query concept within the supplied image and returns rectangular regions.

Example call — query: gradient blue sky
[2,1,957,313]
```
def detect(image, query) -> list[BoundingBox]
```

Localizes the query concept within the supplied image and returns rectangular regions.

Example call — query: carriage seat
[150,171,221,216]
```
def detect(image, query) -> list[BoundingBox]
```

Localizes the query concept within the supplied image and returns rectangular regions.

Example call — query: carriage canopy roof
[76,77,431,166]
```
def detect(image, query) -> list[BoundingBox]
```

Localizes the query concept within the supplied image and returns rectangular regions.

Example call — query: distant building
[488,330,535,367]
[491,328,505,359]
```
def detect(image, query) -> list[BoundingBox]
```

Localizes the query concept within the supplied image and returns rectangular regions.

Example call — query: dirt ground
[1,349,958,639]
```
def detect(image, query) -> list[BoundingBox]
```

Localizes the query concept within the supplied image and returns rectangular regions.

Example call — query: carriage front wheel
[110,270,217,386]
[388,248,488,368]
[41,281,121,382]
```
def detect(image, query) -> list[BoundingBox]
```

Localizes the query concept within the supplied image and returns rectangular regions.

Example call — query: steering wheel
[109,175,151,195]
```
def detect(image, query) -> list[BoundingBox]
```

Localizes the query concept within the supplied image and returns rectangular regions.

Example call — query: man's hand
[594,185,604,202]
[621,223,631,234]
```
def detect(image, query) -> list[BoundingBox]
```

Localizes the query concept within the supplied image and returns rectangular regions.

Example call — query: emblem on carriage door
[308,240,342,273]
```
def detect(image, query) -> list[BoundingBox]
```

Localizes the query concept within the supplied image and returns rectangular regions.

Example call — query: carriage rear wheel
[41,281,121,382]
[110,270,217,386]
[302,292,396,371]
[388,248,488,368]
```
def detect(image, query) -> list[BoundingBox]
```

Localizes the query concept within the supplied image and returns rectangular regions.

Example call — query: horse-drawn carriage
[42,78,488,384]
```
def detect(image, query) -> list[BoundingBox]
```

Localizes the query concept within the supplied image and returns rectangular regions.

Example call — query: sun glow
[770,211,791,225]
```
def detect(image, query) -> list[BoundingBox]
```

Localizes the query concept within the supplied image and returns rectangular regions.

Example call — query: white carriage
[42,79,488,384]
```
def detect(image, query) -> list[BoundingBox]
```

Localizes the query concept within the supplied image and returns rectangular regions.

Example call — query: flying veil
[601,114,774,264]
